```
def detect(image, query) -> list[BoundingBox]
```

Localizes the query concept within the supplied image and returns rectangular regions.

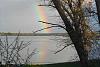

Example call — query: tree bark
[95,0,100,25]
[52,0,88,67]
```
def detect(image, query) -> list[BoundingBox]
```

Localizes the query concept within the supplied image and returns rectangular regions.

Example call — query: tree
[95,0,100,24]
[48,0,89,67]
[35,0,99,67]
[0,33,37,65]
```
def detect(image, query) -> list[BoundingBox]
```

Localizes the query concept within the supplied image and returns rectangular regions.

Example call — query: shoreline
[0,33,68,36]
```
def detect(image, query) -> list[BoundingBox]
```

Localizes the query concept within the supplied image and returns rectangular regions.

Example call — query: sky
[0,0,66,33]
[0,0,99,33]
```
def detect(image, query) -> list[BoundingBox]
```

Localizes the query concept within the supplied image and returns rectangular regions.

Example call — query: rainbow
[32,4,50,33]
[32,4,50,63]
[39,42,49,63]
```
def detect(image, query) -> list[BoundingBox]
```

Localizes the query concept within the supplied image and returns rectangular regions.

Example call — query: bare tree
[95,0,100,24]
[34,0,99,67]
[0,33,37,66]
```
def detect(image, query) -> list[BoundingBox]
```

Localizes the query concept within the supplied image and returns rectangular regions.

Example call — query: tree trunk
[95,0,100,24]
[52,0,88,67]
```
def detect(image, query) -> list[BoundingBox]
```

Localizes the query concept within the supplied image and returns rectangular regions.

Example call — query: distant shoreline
[0,33,68,36]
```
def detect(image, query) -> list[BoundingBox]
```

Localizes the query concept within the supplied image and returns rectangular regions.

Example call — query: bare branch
[34,26,59,33]
[54,43,73,54]
[38,4,55,8]
[39,21,66,29]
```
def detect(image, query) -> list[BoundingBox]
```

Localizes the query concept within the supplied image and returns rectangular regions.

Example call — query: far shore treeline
[0,32,68,36]
[0,32,99,40]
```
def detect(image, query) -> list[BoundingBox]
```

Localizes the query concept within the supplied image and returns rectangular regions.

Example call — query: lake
[0,35,78,64]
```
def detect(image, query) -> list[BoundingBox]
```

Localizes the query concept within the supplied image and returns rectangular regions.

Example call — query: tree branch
[39,21,66,30]
[54,43,73,54]
[33,26,59,33]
